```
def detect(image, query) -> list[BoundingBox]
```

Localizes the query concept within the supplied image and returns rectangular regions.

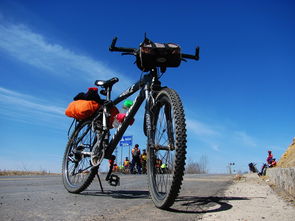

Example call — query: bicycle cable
[139,70,145,89]
[157,67,165,79]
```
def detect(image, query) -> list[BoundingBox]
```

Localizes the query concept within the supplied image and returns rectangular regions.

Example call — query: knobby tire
[147,88,187,209]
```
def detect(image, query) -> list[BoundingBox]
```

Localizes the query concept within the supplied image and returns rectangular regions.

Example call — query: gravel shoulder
[202,173,295,221]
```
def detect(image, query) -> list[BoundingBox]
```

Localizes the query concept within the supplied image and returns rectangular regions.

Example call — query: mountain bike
[62,36,199,209]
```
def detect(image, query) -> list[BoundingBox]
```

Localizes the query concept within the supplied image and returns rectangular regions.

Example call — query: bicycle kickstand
[96,172,104,193]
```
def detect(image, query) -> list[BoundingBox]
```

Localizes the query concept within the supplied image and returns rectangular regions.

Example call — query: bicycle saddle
[95,77,119,88]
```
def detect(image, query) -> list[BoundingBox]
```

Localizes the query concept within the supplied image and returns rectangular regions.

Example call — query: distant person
[266,150,273,164]
[119,165,124,172]
[155,158,162,174]
[123,157,130,173]
[248,162,258,173]
[130,144,142,174]
[259,150,277,176]
[113,163,119,172]
[160,163,167,174]
[266,150,277,167]
[141,149,147,174]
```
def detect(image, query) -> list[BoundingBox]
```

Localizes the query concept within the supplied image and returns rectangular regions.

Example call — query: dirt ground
[277,138,295,168]
[201,173,295,221]
[206,137,295,221]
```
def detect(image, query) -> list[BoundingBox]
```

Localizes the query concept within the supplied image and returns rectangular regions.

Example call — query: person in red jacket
[266,150,276,167]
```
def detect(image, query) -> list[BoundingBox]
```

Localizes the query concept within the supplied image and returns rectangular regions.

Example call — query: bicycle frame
[103,69,159,159]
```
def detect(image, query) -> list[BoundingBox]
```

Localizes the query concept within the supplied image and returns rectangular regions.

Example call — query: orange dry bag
[65,100,99,120]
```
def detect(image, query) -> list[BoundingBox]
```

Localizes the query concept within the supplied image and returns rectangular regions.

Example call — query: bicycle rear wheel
[147,88,187,209]
[62,119,97,193]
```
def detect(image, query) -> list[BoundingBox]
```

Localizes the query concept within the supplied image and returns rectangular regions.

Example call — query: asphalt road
[0,174,233,221]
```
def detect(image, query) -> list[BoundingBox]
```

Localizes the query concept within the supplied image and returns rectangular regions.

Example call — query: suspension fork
[145,85,154,148]
[145,70,162,149]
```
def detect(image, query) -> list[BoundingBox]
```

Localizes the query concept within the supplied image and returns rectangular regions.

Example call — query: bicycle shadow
[81,189,264,216]
[168,195,250,214]
[82,190,251,214]
[82,190,150,199]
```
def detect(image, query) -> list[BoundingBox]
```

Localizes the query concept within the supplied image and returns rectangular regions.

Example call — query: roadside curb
[266,167,295,197]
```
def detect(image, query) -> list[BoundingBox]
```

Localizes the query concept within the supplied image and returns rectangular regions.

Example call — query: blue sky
[0,0,294,173]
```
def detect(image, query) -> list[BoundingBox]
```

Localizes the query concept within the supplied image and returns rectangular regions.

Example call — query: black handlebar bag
[136,38,181,72]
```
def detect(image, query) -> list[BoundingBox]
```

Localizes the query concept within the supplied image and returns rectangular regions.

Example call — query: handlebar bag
[65,100,100,120]
[136,39,181,72]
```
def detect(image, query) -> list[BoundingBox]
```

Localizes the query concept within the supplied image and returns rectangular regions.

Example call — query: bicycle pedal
[108,174,120,186]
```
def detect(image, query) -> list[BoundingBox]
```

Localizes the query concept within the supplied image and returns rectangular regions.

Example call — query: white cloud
[187,117,258,151]
[211,144,220,151]
[233,131,257,147]
[186,118,223,151]
[0,86,64,116]
[0,86,68,129]
[0,22,133,92]
[187,119,220,137]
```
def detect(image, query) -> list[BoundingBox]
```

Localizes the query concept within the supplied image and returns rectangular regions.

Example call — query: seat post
[106,86,112,101]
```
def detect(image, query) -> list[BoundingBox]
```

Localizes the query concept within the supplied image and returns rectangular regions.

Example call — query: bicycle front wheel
[147,88,187,209]
[62,119,97,193]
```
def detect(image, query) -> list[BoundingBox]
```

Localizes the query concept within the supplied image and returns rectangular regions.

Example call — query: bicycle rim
[62,120,97,193]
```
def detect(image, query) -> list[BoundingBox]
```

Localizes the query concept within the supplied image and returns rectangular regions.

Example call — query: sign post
[119,135,133,166]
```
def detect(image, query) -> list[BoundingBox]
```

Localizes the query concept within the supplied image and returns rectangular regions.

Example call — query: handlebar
[182,47,200,60]
[109,37,137,53]
[109,37,200,60]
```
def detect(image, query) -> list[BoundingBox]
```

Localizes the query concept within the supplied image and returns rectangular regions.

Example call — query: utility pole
[128,144,131,161]
[114,147,118,163]
[121,145,123,166]
[228,162,235,174]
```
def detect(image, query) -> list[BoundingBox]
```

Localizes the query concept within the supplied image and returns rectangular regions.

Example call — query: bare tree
[186,161,201,174]
[185,155,209,174]
[199,155,208,174]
